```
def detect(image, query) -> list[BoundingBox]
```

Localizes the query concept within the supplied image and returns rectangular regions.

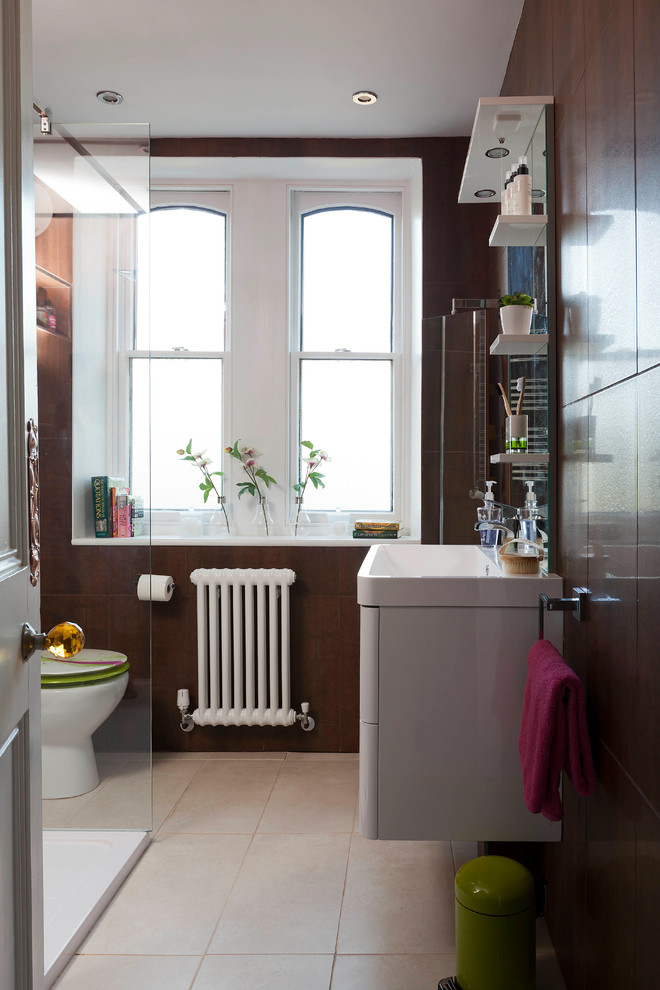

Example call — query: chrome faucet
[474,521,515,541]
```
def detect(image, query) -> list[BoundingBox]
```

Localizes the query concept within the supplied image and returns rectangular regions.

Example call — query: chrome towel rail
[539,588,589,640]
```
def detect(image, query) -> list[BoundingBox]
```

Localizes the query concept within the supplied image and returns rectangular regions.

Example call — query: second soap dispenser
[517,481,541,553]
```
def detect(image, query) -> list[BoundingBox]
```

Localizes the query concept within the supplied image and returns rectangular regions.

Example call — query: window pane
[136,207,226,351]
[299,360,392,512]
[131,357,223,510]
[301,208,393,352]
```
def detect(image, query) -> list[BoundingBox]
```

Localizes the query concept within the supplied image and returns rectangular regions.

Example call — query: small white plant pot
[500,305,533,334]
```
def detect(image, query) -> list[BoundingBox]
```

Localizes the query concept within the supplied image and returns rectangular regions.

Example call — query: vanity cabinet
[357,543,562,842]
[459,97,556,568]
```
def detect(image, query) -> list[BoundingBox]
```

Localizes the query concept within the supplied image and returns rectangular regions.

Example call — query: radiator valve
[177,688,195,732]
[296,701,315,732]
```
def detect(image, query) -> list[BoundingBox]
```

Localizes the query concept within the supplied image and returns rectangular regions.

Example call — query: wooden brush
[498,538,544,575]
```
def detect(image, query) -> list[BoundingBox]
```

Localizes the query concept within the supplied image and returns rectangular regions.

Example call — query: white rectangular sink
[357,543,562,607]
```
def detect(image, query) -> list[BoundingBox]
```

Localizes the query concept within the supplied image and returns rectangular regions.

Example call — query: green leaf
[301,440,314,449]
[293,483,303,492]
[203,489,210,503]
[185,439,192,454]
[255,467,268,480]
[210,471,224,477]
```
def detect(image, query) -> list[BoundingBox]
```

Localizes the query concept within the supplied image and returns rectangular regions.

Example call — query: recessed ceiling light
[485,146,509,159]
[352,91,378,105]
[96,90,123,106]
[474,188,496,198]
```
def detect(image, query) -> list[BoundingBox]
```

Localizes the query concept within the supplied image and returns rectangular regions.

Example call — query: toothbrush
[497,382,512,417]
[516,376,526,415]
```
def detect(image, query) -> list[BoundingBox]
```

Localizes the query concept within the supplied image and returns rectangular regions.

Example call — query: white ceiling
[31,0,523,140]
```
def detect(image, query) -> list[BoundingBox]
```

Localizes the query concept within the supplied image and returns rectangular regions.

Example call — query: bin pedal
[438,978,461,990]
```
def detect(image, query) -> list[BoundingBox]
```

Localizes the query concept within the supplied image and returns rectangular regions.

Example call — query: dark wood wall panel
[501,0,660,986]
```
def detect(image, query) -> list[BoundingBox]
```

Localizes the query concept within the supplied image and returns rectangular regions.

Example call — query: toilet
[41,649,130,799]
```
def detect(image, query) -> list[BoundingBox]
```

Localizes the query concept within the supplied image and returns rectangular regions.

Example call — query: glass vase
[252,495,273,537]
[292,496,311,537]
[207,495,230,537]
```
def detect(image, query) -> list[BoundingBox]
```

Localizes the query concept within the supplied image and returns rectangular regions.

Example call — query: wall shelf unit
[490,333,549,356]
[459,95,556,569]
[489,214,548,247]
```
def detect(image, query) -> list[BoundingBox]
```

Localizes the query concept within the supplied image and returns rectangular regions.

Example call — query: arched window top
[300,206,393,353]
[136,205,226,351]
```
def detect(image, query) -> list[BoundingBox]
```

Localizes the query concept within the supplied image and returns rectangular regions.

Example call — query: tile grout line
[328,789,359,988]
[196,756,288,959]
[154,760,210,835]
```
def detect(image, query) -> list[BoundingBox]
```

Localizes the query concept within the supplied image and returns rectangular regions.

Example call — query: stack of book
[91,476,144,538]
[352,521,400,539]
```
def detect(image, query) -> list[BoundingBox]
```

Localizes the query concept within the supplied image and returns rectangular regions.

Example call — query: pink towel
[518,639,595,821]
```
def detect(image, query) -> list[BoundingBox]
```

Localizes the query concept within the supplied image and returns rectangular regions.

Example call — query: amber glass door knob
[21,620,85,663]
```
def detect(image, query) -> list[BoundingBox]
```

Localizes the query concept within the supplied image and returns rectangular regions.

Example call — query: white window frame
[72,163,422,544]
[125,188,231,525]
[289,189,409,527]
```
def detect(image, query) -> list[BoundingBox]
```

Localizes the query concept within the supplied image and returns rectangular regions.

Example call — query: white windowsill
[72,535,421,548]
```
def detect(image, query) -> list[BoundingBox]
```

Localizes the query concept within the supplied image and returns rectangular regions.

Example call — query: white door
[0,0,44,986]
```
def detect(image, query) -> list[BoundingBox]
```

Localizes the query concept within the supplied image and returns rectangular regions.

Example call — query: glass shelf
[489,214,548,247]
[490,333,549,355]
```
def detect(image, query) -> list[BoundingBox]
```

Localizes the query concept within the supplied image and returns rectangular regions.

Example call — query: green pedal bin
[454,855,535,990]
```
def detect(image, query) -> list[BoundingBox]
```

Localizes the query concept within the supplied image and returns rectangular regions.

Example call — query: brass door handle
[22,620,85,663]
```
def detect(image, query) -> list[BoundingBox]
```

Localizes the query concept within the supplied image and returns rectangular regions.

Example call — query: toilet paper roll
[137,574,174,602]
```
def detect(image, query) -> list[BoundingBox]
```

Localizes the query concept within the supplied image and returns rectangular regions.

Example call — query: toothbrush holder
[505,414,528,452]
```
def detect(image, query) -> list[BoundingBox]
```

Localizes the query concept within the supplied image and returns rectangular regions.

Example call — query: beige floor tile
[52,954,200,990]
[82,832,250,954]
[193,954,333,990]
[331,954,456,989]
[337,834,455,954]
[208,833,350,954]
[41,756,132,828]
[66,760,152,830]
[161,760,281,833]
[258,760,358,833]
[153,759,208,830]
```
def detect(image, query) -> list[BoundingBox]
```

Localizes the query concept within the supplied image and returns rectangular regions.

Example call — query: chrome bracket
[538,588,588,640]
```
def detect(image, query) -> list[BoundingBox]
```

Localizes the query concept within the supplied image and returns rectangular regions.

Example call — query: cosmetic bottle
[477,481,503,548]
[513,155,532,215]
[517,481,540,554]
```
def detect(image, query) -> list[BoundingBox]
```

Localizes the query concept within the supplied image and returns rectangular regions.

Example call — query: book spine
[354,521,400,531]
[352,529,399,539]
[131,497,144,538]
[110,488,118,538]
[91,476,109,538]
[117,493,131,538]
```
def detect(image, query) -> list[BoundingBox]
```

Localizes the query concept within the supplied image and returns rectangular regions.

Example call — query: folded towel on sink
[518,639,595,821]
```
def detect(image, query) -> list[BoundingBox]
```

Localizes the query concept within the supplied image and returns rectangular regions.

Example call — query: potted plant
[498,291,534,334]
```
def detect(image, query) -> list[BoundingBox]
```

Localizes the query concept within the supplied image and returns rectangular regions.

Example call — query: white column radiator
[190,567,298,727]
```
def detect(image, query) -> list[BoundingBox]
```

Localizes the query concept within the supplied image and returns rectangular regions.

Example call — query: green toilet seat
[41,648,129,688]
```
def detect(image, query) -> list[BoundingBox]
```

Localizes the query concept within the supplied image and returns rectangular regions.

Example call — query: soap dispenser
[517,481,540,553]
[477,481,503,547]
